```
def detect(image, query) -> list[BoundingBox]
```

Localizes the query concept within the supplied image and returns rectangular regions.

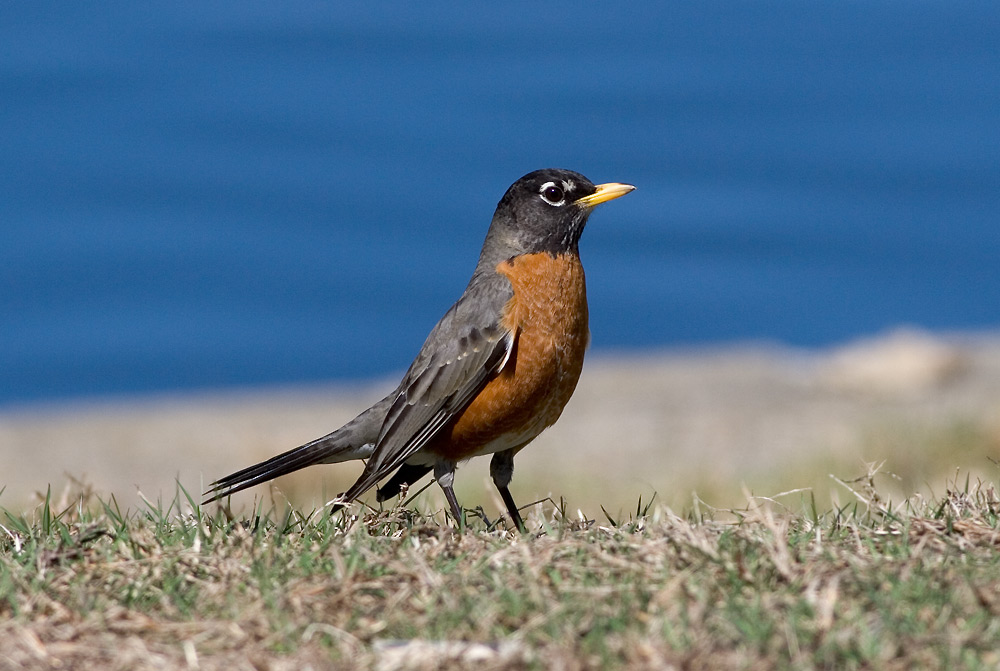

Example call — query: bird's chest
[431,253,590,460]
[491,252,591,443]
[498,252,590,375]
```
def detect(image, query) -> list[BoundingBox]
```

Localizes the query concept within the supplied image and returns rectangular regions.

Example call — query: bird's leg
[433,461,464,528]
[490,450,525,533]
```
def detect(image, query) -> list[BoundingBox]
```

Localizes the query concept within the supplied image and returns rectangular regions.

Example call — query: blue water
[2,2,999,406]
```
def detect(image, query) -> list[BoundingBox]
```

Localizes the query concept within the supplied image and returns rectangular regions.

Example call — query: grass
[2,467,1000,670]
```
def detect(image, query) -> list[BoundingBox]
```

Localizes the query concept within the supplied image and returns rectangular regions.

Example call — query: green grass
[3,469,1000,670]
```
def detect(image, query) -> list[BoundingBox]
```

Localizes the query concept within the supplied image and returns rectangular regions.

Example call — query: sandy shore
[3,328,999,517]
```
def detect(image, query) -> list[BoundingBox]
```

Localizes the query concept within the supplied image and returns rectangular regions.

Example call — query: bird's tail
[201,432,371,503]
[202,393,391,504]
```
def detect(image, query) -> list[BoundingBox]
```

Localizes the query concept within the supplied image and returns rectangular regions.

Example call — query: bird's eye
[539,182,565,206]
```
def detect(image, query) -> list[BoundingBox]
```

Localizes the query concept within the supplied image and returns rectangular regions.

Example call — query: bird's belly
[427,252,589,462]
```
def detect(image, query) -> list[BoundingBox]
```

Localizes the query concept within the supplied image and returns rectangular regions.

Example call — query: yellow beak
[575,182,636,208]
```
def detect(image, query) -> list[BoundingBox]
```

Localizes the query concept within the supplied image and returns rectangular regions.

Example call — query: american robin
[204,169,634,530]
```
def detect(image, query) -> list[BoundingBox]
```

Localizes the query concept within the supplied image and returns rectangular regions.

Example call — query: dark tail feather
[376,463,433,501]
[203,392,394,505]
[202,431,367,505]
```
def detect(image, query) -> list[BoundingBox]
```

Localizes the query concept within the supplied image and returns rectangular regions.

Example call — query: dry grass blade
[2,472,1000,670]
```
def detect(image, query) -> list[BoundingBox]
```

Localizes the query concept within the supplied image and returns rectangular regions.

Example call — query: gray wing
[337,274,515,503]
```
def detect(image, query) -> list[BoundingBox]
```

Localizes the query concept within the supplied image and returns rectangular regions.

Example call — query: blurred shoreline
[2,328,999,516]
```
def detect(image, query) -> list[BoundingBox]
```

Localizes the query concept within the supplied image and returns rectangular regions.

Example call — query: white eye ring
[539,181,566,206]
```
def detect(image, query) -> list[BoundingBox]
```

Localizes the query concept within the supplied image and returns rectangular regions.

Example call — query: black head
[479,169,634,266]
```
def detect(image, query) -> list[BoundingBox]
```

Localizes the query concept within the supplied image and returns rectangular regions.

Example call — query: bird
[203,169,634,531]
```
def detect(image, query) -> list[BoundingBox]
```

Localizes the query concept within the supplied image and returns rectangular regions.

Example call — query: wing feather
[336,275,517,504]
[338,326,514,502]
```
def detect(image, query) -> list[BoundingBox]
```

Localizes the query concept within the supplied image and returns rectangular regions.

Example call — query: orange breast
[428,252,589,461]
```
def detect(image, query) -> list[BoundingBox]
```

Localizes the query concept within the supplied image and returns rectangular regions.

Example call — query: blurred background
[2,2,998,517]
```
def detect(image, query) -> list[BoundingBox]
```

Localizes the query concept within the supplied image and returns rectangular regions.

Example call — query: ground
[2,471,1000,670]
